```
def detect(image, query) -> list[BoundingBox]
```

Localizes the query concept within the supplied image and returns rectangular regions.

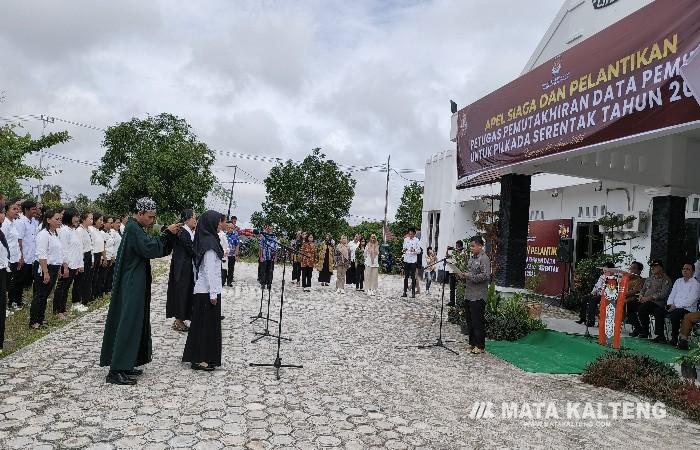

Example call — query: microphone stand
[250,231,283,325]
[251,236,288,342]
[250,237,303,380]
[400,257,458,355]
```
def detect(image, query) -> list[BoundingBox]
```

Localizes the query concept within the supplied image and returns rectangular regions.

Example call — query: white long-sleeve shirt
[218,231,229,266]
[667,277,700,311]
[77,226,92,253]
[104,230,115,259]
[194,250,222,299]
[1,217,20,264]
[89,226,105,255]
[348,240,359,262]
[57,226,84,270]
[16,215,38,264]
[36,228,63,266]
[110,229,122,258]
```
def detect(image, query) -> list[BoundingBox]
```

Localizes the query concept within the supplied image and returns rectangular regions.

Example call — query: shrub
[484,292,546,341]
[582,352,678,391]
[581,352,700,423]
[561,291,584,313]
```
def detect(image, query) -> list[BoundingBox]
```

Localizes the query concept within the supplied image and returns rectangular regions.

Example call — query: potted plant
[675,347,700,380]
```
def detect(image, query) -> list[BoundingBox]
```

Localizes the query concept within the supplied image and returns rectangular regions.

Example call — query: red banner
[526,219,572,297]
[456,0,700,179]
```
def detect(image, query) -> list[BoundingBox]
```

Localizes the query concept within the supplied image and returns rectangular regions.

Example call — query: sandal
[172,322,189,332]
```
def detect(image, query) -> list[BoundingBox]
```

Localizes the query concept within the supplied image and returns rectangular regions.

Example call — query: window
[578,207,583,218]
[593,206,598,217]
[694,198,699,212]
[586,207,590,217]
[601,205,606,216]
[530,211,535,220]
[428,214,434,250]
[434,213,441,254]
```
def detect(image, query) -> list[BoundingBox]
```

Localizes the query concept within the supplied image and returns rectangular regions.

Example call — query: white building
[422,0,700,285]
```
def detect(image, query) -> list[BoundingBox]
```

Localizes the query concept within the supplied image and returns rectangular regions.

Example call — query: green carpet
[487,330,687,374]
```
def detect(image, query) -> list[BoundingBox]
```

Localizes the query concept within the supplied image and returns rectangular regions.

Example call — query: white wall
[524,0,654,72]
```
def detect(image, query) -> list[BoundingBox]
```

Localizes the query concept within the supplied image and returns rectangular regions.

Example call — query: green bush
[581,351,700,423]
[561,291,584,312]
[582,351,678,391]
[485,294,546,341]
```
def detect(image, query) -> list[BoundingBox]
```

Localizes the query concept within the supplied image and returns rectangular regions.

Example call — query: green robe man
[100,197,181,385]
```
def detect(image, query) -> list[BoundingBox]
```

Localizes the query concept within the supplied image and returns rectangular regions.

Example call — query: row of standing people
[0,198,125,353]
[289,232,381,295]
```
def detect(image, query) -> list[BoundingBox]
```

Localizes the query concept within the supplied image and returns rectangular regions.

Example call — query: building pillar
[649,193,687,280]
[495,174,531,288]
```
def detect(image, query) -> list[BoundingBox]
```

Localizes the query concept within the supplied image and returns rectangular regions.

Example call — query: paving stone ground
[1,261,700,449]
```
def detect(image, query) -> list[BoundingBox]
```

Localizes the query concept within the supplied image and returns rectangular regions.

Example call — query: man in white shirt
[666,263,700,346]
[218,227,229,288]
[16,200,38,296]
[402,228,421,298]
[0,205,10,345]
[347,234,360,287]
[1,201,23,309]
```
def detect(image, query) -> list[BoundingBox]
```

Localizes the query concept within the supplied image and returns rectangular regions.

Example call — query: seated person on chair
[624,261,646,336]
[664,263,700,347]
[637,259,673,342]
[576,262,615,327]
[677,307,700,350]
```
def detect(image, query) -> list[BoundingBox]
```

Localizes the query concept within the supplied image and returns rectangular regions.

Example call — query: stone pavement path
[1,262,700,449]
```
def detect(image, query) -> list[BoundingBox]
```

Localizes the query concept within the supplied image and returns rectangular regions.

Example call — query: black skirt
[182,293,222,366]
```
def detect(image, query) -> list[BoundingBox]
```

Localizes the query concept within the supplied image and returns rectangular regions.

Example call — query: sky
[0,0,563,227]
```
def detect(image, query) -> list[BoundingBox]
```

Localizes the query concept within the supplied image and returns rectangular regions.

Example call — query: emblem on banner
[592,0,619,10]
[541,56,571,91]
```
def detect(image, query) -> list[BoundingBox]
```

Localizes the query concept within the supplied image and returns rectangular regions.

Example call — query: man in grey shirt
[637,259,673,341]
[458,236,491,354]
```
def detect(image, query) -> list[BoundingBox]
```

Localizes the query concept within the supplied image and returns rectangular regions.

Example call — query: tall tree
[91,113,216,218]
[0,124,71,198]
[251,149,356,238]
[392,181,423,237]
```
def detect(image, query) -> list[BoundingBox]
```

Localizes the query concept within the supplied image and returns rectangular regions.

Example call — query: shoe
[470,347,485,354]
[402,293,408,298]
[464,345,474,352]
[447,302,455,307]
[678,340,690,350]
[575,319,585,324]
[220,316,225,320]
[652,335,667,344]
[630,329,640,337]
[106,371,137,385]
[669,338,678,346]
[191,363,215,372]
[124,369,143,376]
[227,283,233,287]
[638,334,649,339]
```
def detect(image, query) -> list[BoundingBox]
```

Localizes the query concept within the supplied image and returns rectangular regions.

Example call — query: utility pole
[226,165,238,220]
[383,154,390,242]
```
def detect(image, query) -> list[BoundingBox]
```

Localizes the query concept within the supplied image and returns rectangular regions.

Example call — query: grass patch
[1,257,171,359]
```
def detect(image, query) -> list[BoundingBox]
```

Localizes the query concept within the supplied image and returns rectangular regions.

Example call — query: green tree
[0,124,71,198]
[251,149,356,238]
[91,113,215,220]
[41,185,63,209]
[391,181,423,237]
[342,220,384,241]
